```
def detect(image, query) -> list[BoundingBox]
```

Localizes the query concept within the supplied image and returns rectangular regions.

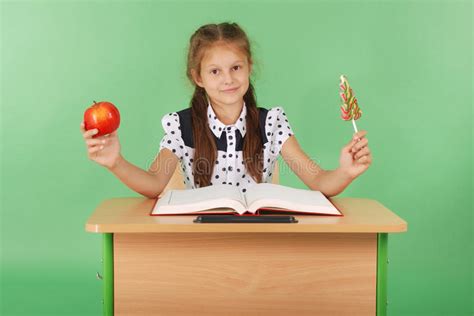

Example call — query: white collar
[207,100,247,139]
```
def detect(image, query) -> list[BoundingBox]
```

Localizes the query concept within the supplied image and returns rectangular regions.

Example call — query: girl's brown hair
[186,22,263,187]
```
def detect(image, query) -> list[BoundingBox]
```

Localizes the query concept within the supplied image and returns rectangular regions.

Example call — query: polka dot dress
[159,102,294,194]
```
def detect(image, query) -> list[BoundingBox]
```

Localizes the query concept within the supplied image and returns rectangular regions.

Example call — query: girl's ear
[191,69,204,88]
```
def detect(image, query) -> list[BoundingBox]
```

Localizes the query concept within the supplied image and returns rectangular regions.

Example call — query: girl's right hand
[80,122,122,169]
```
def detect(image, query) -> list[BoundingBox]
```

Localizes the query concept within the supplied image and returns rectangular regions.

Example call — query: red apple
[83,101,120,137]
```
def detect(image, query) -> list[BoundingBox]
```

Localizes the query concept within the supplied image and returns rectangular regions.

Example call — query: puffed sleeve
[159,112,185,159]
[266,106,294,156]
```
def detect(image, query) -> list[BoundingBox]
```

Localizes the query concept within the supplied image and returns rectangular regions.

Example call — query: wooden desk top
[85,197,407,233]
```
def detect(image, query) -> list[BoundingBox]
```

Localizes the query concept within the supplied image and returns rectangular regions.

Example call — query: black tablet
[193,215,298,223]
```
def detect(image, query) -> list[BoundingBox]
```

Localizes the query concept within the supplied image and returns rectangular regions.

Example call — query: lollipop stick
[352,118,359,133]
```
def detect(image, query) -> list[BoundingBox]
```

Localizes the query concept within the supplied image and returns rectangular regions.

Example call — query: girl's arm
[80,122,178,199]
[108,148,179,199]
[280,132,371,197]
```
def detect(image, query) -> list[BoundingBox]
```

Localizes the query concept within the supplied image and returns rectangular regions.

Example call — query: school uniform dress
[159,102,294,193]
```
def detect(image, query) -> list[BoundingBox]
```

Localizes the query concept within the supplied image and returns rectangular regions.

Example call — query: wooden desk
[86,197,407,316]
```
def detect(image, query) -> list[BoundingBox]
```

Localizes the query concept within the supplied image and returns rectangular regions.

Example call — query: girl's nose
[223,71,234,85]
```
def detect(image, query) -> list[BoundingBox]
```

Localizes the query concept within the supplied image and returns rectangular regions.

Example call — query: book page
[152,184,246,215]
[245,183,341,215]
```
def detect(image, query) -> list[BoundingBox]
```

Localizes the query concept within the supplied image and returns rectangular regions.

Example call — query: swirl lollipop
[339,75,362,132]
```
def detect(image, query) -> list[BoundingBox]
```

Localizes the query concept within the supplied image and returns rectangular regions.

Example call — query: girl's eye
[211,66,241,74]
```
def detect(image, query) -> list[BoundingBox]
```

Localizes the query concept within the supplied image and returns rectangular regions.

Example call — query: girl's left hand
[338,130,372,179]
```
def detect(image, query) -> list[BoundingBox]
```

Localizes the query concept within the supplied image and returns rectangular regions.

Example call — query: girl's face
[192,42,252,109]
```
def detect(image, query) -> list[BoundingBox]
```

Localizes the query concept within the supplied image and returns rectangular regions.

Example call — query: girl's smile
[221,86,240,93]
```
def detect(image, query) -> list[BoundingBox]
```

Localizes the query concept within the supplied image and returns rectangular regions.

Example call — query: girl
[80,22,372,198]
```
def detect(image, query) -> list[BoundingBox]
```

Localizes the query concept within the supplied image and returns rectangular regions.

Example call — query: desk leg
[103,233,114,316]
[377,233,388,316]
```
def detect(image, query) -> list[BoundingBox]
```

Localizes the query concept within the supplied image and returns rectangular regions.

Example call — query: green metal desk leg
[377,233,388,316]
[103,233,114,316]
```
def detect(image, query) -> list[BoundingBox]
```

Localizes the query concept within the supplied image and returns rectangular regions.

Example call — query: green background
[1,0,472,315]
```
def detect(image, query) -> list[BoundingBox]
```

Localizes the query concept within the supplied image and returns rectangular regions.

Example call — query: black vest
[176,107,270,151]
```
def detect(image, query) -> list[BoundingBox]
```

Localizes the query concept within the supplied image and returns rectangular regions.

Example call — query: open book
[151,183,343,216]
